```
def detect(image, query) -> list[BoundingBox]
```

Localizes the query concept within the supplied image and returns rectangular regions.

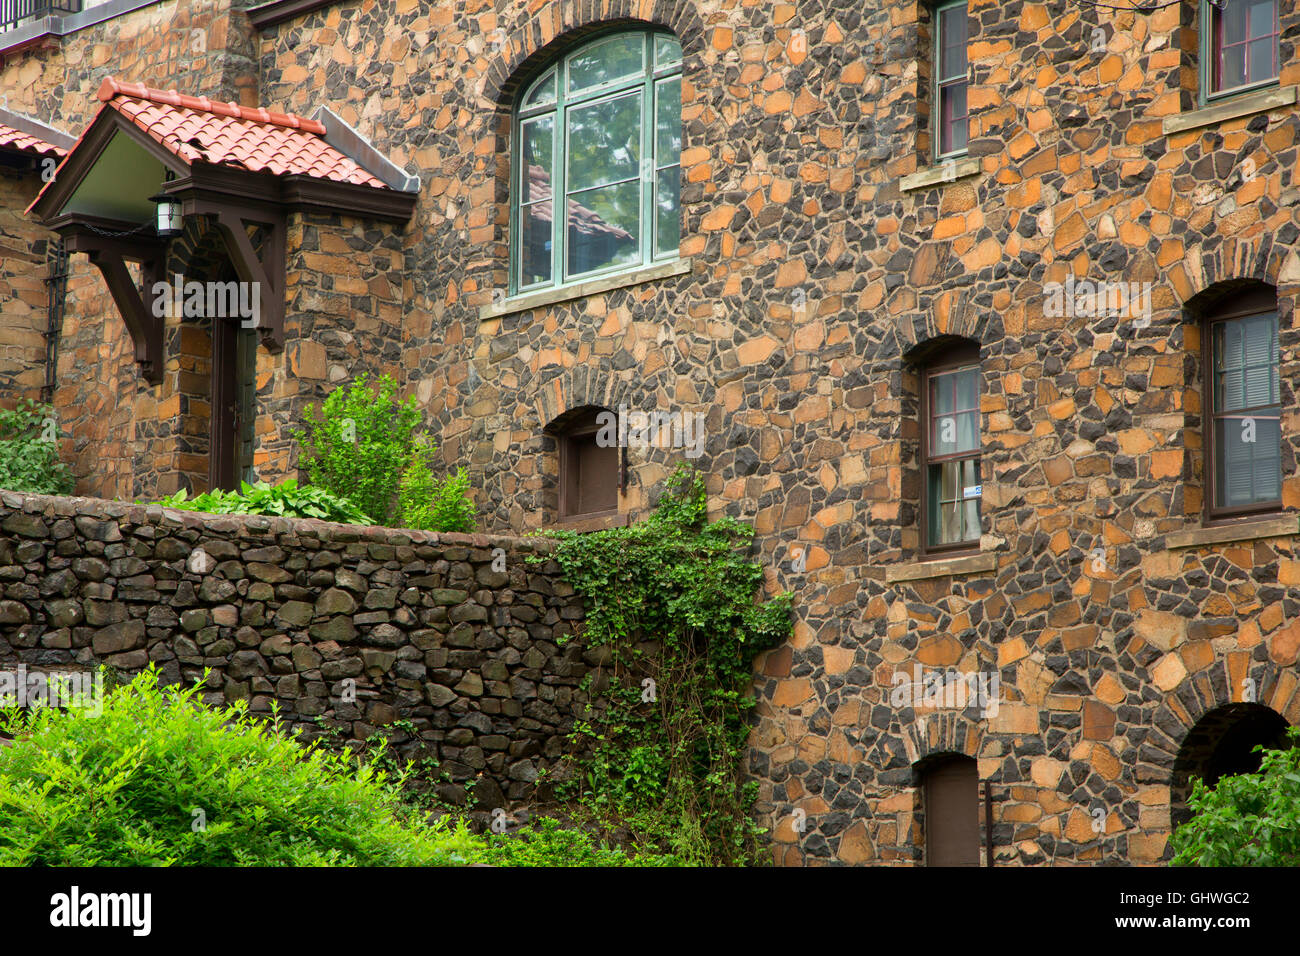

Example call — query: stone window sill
[900,155,980,193]
[1165,514,1297,549]
[884,551,996,583]
[479,258,691,320]
[545,511,630,534]
[1162,85,1297,136]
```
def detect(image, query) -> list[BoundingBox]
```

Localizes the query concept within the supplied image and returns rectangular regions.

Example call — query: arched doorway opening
[1171,702,1290,827]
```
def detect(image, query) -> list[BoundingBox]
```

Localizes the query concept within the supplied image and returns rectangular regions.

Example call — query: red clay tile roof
[95,77,387,188]
[0,123,66,159]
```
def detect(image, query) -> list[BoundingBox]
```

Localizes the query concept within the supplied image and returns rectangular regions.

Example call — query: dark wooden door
[924,756,980,866]
[210,320,256,491]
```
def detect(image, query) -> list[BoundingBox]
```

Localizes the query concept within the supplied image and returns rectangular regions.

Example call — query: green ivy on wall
[536,464,793,865]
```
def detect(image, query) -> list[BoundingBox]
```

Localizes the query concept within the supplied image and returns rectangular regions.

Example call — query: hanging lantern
[149,192,183,238]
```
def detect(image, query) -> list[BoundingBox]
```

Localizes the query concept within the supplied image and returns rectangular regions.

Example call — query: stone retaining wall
[0,491,590,809]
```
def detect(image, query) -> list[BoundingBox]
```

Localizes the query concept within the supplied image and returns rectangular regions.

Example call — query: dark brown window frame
[1202,287,1282,524]
[919,341,982,558]
[555,411,622,522]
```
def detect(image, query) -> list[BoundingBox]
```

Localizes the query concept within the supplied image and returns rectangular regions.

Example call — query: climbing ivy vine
[537,464,792,865]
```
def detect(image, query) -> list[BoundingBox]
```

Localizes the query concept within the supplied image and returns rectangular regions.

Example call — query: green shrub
[470,816,681,867]
[399,448,476,533]
[535,463,793,866]
[157,479,373,525]
[1169,728,1300,866]
[0,668,485,866]
[292,373,425,525]
[0,398,74,495]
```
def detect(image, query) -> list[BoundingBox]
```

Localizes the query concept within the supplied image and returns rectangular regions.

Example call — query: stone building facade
[2,0,1300,865]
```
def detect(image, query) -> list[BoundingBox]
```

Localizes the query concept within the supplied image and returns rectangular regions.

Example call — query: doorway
[211,317,257,491]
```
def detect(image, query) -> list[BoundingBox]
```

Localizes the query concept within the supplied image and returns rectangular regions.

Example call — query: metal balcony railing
[0,0,81,33]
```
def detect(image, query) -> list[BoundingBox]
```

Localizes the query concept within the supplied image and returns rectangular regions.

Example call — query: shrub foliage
[0,399,74,495]
[0,669,483,866]
[293,374,475,531]
[1169,728,1300,866]
[157,479,373,525]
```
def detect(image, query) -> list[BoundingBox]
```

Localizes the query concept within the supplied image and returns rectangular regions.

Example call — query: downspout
[41,237,68,404]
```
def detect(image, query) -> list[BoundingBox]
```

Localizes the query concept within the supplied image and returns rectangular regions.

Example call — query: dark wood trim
[919,342,982,557]
[203,203,287,352]
[246,0,342,30]
[280,174,418,223]
[58,225,165,384]
[211,316,237,489]
[984,780,994,868]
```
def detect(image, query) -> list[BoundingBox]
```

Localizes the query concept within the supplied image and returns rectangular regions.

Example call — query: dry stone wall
[0,491,591,809]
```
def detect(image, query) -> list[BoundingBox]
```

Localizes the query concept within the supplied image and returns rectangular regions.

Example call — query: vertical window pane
[1223,3,1247,45]
[655,165,680,256]
[520,116,554,197]
[1248,37,1275,83]
[940,4,967,79]
[656,77,682,159]
[1220,45,1248,90]
[566,180,640,276]
[1212,309,1281,510]
[1247,0,1276,39]
[1216,411,1281,506]
[567,33,645,92]
[520,199,553,286]
[566,92,641,191]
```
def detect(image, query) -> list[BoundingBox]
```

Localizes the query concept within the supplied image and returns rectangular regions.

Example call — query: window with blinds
[1209,303,1281,517]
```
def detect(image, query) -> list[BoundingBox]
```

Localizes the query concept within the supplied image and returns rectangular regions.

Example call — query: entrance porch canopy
[28,77,418,383]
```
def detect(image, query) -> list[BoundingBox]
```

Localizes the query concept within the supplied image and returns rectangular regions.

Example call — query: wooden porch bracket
[209,206,286,352]
[61,230,167,385]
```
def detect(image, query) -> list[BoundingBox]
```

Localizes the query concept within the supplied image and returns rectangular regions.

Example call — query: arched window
[920,754,980,867]
[920,341,981,554]
[1204,286,1280,519]
[511,29,682,294]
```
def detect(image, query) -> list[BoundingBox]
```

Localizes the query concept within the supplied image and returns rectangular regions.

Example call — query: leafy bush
[292,373,424,526]
[157,479,373,525]
[399,450,476,533]
[535,463,792,866]
[1169,729,1300,866]
[469,816,681,867]
[0,398,74,495]
[0,669,486,866]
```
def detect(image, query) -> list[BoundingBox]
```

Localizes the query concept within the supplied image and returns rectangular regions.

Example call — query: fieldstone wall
[0,491,591,808]
[0,171,54,405]
[254,0,1300,866]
